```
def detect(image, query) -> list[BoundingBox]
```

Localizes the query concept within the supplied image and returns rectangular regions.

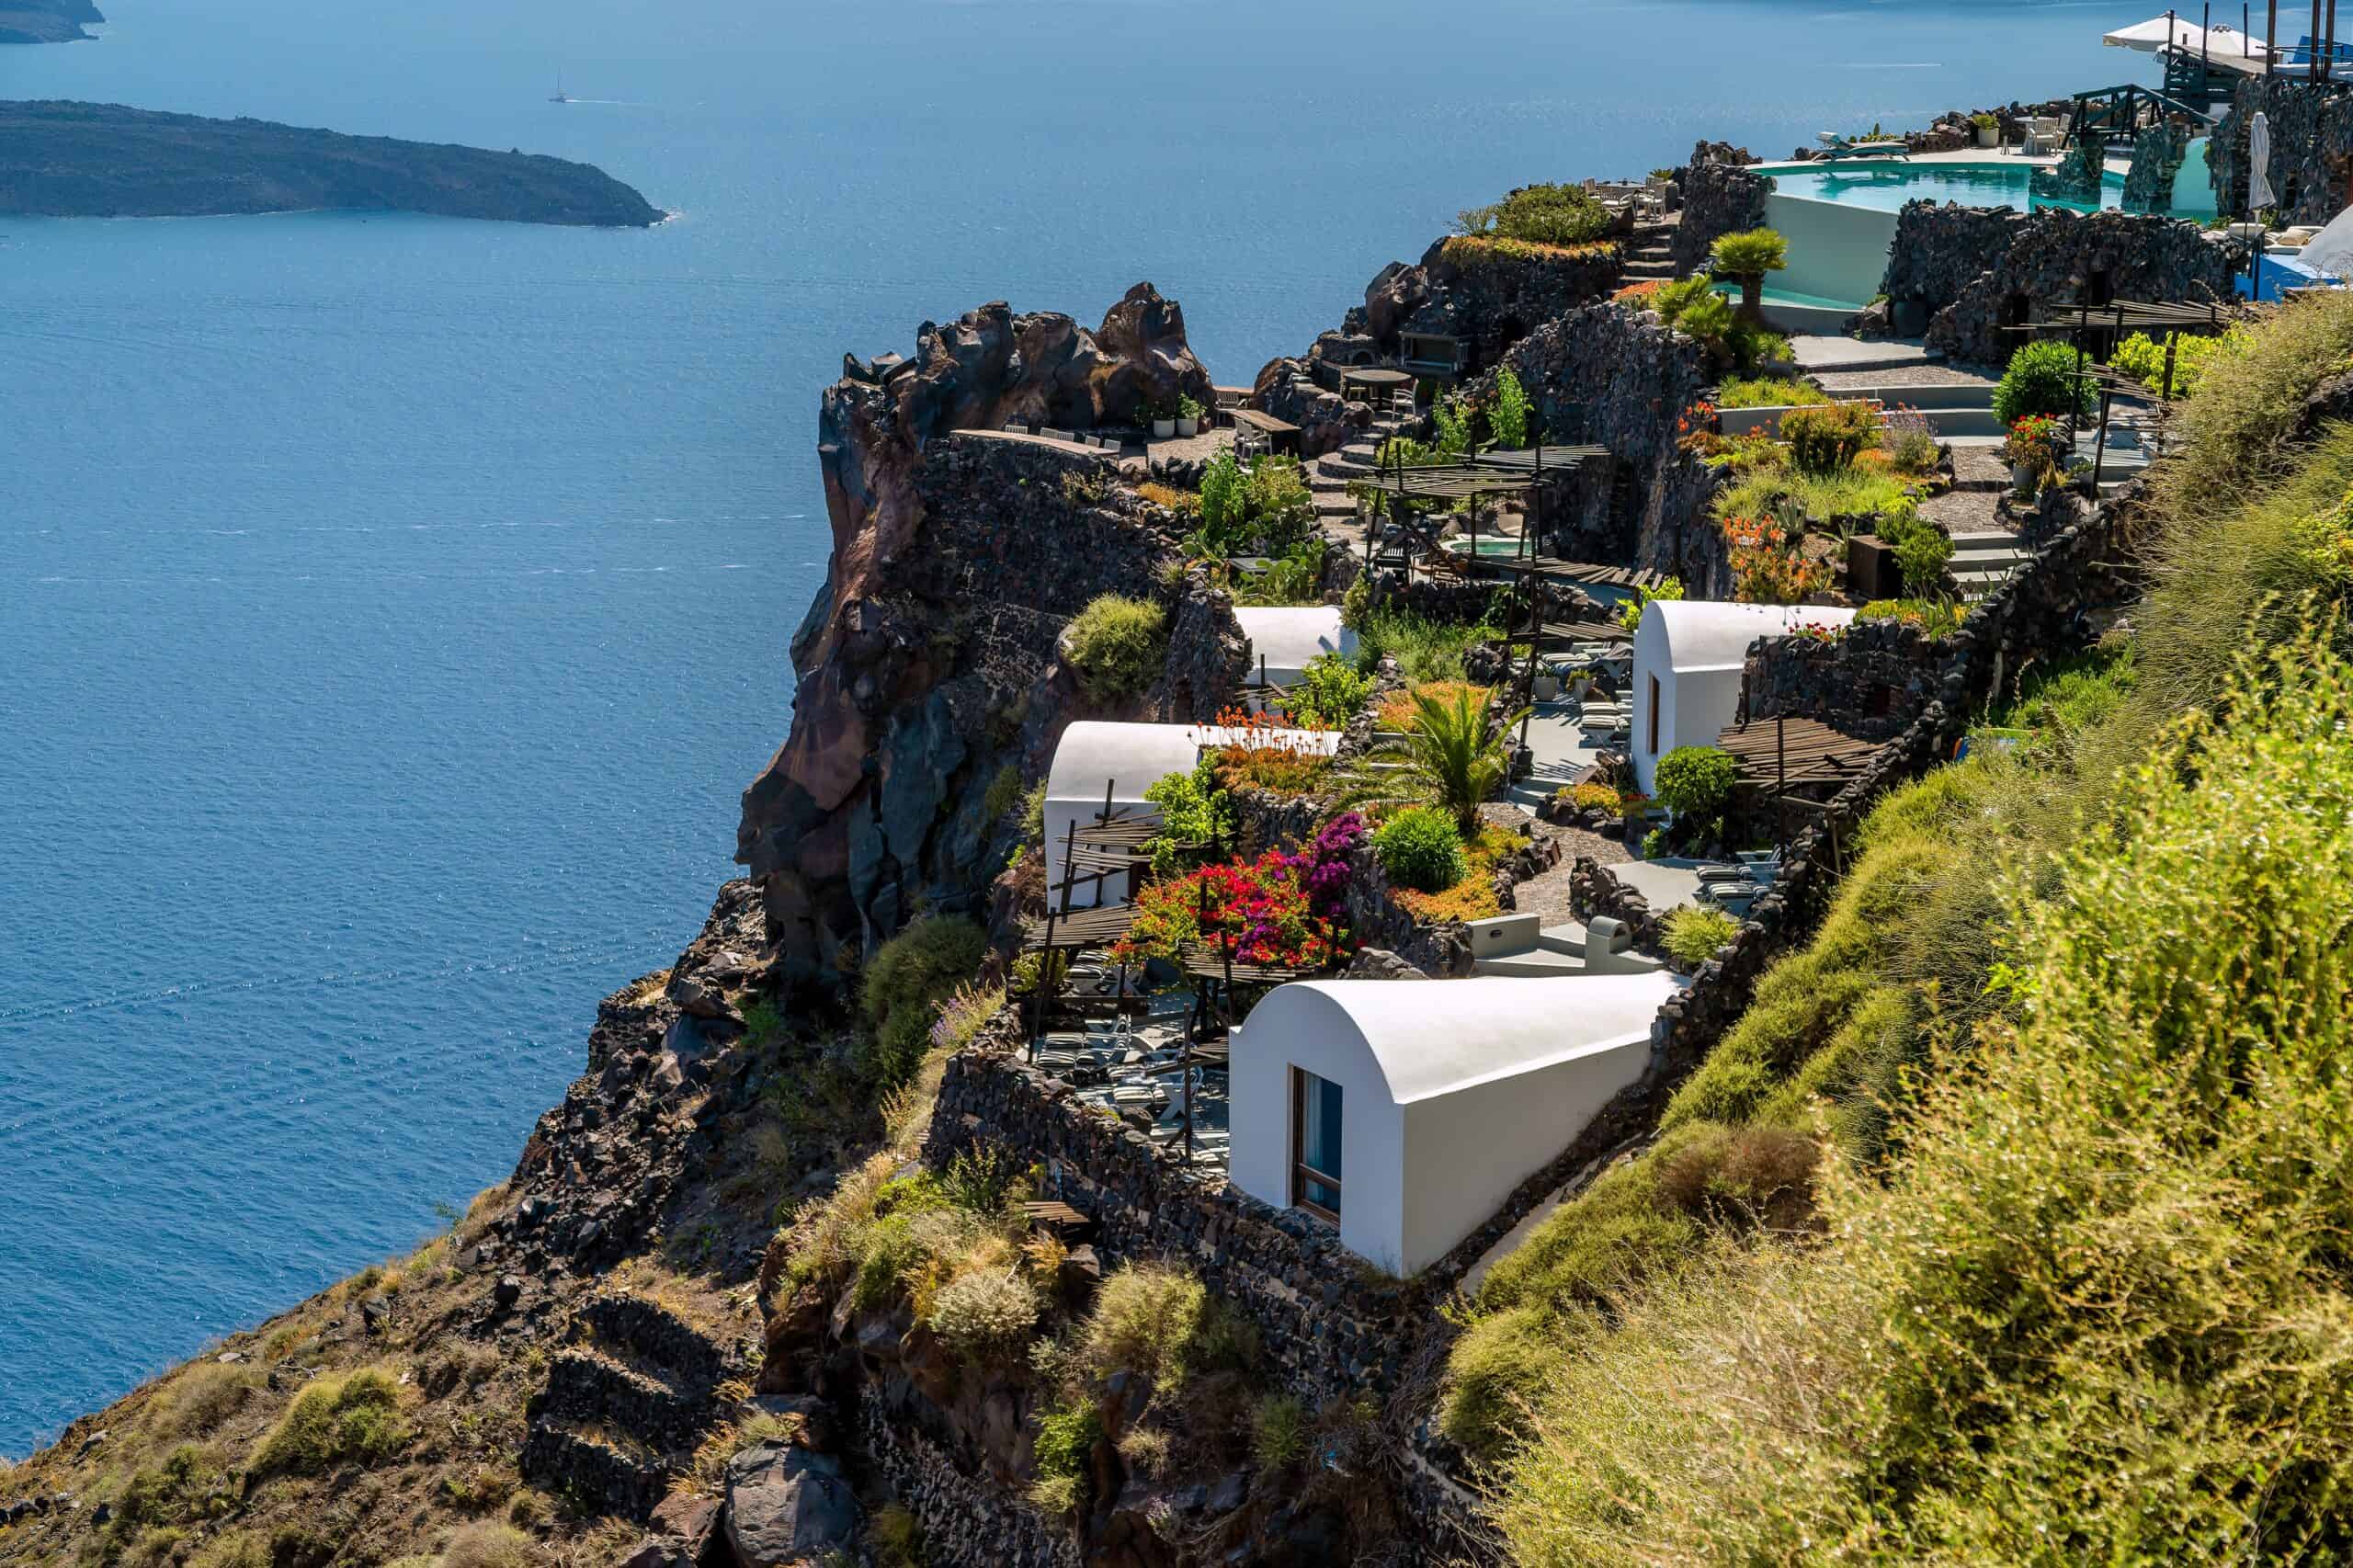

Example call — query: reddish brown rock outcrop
[735,287,1236,981]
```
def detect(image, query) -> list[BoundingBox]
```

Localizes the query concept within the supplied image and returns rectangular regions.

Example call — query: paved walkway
[1506,700,1613,811]
[1508,820,1631,926]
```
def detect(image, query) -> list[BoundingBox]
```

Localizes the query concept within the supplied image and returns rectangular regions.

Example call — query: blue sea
[0,0,2127,1454]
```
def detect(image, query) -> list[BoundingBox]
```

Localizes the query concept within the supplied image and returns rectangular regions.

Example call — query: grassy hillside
[1449,290,2353,1563]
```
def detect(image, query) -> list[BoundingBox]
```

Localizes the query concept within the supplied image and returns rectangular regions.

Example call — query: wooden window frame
[1647,673,1661,756]
[1290,1066,1342,1225]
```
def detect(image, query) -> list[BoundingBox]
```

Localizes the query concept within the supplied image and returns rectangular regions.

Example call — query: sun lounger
[1814,134,1909,163]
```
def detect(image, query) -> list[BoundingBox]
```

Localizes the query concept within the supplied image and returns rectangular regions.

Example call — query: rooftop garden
[1456,183,1618,248]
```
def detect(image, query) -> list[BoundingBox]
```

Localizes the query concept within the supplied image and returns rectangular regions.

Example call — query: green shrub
[1716,376,1831,411]
[1063,594,1167,701]
[1244,455,1312,525]
[1459,183,1613,247]
[1068,1263,1247,1391]
[1441,1306,1565,1463]
[870,1503,926,1568]
[111,1444,233,1542]
[1856,597,1966,637]
[1250,1395,1310,1469]
[1371,805,1470,893]
[1279,652,1372,732]
[1652,276,1714,327]
[249,1369,411,1477]
[1675,288,1734,349]
[927,1269,1042,1363]
[1142,752,1233,873]
[1030,1403,1100,1513]
[1777,401,1877,475]
[150,1360,256,1440]
[437,1523,541,1568]
[1708,227,1788,281]
[861,915,989,1086]
[1199,450,1243,534]
[1663,905,1741,966]
[1992,338,2095,425]
[1348,606,1503,684]
[1651,745,1737,818]
[1491,366,1533,449]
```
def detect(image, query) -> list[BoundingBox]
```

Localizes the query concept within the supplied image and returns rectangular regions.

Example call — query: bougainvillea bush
[1285,811,1365,923]
[1114,846,1347,971]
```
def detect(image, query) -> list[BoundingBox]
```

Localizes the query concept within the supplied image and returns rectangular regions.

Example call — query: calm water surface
[0,0,2126,1452]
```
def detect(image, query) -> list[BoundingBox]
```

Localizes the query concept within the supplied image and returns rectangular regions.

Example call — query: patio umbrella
[2103,14,2272,67]
[2249,110,2278,211]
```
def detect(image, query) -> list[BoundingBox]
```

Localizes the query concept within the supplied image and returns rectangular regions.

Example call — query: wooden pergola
[2000,294,2239,490]
[1716,715,1885,849]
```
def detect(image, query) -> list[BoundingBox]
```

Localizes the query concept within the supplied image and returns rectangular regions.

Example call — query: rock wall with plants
[1671,142,1769,278]
[1918,208,2242,368]
[1482,302,1728,592]
[926,1043,1418,1403]
[737,292,1240,982]
[2212,75,2353,223]
[1739,615,1950,741]
[1352,233,1625,376]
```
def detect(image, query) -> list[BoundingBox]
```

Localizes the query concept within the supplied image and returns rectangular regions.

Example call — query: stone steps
[520,1421,675,1521]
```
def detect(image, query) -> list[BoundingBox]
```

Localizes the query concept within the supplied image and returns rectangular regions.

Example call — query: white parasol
[2249,110,2278,211]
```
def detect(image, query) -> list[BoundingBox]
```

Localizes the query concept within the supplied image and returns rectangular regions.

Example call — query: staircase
[1830,376,2004,442]
[520,1291,743,1521]
[1949,529,2031,603]
[1620,220,1677,282]
[1308,387,1417,533]
[1465,912,1664,978]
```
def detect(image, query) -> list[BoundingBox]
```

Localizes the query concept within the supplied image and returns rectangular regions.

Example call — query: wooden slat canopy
[1022,903,1140,950]
[1177,941,1324,984]
[1716,715,1884,792]
[1355,463,1540,500]
[1467,443,1610,472]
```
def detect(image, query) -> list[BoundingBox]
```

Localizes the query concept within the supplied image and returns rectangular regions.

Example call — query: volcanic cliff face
[736,284,1234,980]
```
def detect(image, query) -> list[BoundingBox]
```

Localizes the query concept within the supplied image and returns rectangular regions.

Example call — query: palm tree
[1340,684,1529,835]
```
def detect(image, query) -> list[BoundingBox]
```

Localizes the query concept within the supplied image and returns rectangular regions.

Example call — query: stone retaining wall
[926,1043,1418,1406]
[1740,615,1948,741]
[1481,303,1728,595]
[1673,143,1769,278]
[861,1391,1081,1568]
[2214,77,2353,224]
[1918,207,2243,369]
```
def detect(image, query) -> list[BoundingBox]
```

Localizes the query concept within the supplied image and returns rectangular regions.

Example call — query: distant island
[0,100,664,225]
[0,0,102,44]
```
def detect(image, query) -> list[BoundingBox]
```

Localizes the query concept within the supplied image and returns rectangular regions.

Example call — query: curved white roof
[1641,600,1857,675]
[1241,973,1677,1104]
[1044,721,1342,805]
[1233,606,1357,675]
[1045,722,1203,807]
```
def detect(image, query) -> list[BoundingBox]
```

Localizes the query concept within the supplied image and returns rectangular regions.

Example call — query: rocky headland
[0,0,101,44]
[0,100,662,225]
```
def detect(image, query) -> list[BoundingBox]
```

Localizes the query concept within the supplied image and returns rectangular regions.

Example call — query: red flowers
[1115,845,1347,971]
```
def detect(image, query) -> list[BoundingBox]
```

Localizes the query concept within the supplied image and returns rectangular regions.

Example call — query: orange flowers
[1723,516,1829,604]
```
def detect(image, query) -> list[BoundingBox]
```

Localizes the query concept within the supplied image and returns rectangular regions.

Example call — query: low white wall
[1763,190,1897,310]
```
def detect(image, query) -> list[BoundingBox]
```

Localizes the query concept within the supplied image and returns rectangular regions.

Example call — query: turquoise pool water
[1766,160,2126,214]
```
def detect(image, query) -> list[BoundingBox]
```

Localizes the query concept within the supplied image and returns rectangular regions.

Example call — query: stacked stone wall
[1673,144,1768,277]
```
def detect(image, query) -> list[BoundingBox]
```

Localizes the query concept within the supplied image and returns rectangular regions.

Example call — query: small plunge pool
[1763,160,2126,215]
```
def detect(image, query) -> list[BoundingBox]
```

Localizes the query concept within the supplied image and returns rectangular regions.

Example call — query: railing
[2069,82,2214,151]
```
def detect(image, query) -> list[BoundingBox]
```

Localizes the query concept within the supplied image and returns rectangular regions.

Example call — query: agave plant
[1339,683,1529,835]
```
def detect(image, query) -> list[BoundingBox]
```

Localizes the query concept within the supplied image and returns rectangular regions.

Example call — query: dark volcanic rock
[723,1442,858,1567]
[0,100,662,225]
[735,288,1239,980]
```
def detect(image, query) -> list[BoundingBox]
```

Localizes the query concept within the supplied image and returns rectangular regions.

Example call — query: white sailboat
[549,70,571,105]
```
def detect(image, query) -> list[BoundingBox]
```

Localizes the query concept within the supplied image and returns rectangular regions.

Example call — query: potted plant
[1149,401,1176,440]
[2003,413,2063,492]
[1971,110,2000,149]
[1175,393,1204,437]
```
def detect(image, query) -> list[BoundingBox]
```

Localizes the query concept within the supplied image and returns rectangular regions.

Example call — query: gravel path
[1506,816,1631,926]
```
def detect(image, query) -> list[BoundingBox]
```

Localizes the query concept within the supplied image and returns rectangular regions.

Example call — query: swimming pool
[1763,160,2126,215]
